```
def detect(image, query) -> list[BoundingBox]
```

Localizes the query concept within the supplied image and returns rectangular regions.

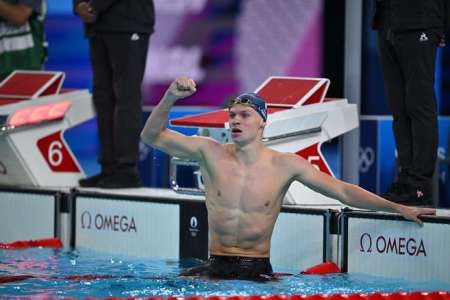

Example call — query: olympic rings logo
[359,147,375,173]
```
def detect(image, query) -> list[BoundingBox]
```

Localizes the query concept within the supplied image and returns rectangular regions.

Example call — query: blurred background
[44,0,450,206]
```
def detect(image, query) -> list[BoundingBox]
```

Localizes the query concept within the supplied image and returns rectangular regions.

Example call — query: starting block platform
[0,71,94,187]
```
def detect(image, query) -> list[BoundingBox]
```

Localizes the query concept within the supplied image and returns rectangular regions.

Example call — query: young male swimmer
[141,77,435,280]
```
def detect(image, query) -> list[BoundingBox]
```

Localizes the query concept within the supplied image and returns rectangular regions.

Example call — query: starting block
[0,71,94,187]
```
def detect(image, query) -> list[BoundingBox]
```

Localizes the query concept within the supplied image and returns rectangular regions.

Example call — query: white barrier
[0,189,57,243]
[341,211,450,284]
[272,208,330,271]
[74,194,181,259]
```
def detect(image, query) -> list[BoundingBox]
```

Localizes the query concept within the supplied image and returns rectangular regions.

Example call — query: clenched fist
[166,76,197,100]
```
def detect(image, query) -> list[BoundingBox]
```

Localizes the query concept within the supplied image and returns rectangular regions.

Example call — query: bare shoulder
[196,135,223,152]
[272,150,307,166]
[198,136,229,157]
[196,135,221,147]
[270,150,311,177]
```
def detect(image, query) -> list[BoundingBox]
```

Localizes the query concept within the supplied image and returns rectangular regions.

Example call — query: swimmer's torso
[199,144,293,257]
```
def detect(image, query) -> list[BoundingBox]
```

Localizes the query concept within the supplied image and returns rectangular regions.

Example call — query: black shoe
[403,183,433,206]
[385,182,433,206]
[98,172,142,189]
[380,181,410,202]
[78,172,109,187]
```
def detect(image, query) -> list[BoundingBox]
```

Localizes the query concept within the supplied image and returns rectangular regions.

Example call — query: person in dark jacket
[73,0,155,188]
[373,0,450,205]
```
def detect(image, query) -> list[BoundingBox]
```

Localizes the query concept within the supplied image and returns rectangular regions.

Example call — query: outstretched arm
[286,154,435,225]
[141,77,214,161]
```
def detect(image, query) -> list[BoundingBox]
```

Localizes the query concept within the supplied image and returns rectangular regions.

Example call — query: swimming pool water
[0,248,448,298]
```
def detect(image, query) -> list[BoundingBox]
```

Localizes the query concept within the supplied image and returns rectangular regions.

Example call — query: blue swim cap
[229,92,267,122]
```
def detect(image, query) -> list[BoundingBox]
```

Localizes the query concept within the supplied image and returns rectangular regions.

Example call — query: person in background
[0,0,47,81]
[373,0,450,205]
[73,0,155,188]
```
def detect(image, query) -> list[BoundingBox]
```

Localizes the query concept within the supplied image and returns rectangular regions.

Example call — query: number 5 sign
[296,143,333,176]
[37,131,80,172]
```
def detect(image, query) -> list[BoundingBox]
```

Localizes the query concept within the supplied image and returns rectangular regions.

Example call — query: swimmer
[141,77,436,280]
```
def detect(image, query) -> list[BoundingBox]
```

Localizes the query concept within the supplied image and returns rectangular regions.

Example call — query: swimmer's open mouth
[231,128,242,133]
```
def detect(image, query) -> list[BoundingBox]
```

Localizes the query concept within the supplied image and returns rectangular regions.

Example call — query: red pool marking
[0,238,62,249]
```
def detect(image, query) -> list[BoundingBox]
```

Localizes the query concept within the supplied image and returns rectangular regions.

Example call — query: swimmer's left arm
[286,154,435,225]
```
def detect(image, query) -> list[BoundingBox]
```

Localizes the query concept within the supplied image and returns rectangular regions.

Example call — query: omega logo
[81,211,92,229]
[80,210,137,233]
[359,233,426,257]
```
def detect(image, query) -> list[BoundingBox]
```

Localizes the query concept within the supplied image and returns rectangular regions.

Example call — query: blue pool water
[0,248,448,298]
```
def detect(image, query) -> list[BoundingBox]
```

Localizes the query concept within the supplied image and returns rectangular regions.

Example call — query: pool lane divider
[0,238,62,249]
[0,274,133,284]
[80,292,450,300]
[164,294,450,300]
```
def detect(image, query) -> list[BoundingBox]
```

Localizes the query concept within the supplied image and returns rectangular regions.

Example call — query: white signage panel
[75,197,180,259]
[346,217,450,284]
[0,191,55,242]
[271,211,325,271]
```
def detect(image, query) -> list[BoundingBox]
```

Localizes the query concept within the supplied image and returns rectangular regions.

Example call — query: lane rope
[0,238,62,249]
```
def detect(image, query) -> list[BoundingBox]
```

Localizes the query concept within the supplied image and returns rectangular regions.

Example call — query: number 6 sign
[37,131,80,172]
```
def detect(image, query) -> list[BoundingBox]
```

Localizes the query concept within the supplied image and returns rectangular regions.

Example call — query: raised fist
[166,76,197,100]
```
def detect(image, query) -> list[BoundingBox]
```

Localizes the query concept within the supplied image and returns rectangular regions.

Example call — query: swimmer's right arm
[141,77,211,160]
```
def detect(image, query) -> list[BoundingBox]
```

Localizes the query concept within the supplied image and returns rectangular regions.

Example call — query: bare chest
[205,159,288,211]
